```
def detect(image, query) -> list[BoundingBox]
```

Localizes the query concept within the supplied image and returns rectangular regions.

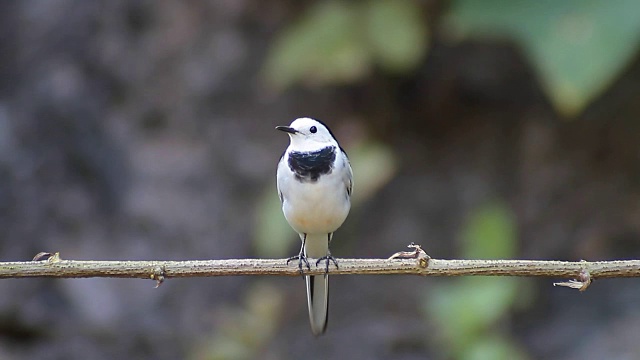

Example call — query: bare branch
[1,251,640,292]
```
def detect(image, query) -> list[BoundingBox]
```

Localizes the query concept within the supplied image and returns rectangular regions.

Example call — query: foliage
[444,0,640,117]
[263,0,428,91]
[460,201,517,259]
[190,283,284,360]
[424,201,529,359]
[265,0,640,116]
[254,185,293,258]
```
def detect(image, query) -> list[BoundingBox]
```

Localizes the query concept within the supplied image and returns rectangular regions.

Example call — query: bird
[276,117,352,336]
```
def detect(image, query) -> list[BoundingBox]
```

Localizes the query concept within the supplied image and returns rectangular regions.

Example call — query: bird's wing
[276,153,288,203]
[342,150,353,197]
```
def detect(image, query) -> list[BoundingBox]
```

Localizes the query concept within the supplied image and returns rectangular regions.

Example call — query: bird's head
[276,117,338,151]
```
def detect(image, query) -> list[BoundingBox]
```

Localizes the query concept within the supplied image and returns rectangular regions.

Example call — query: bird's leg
[287,233,310,274]
[316,233,339,273]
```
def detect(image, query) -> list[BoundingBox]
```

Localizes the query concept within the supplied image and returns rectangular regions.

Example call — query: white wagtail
[276,117,353,336]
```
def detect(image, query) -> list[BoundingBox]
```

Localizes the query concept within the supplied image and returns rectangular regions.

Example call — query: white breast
[277,152,351,235]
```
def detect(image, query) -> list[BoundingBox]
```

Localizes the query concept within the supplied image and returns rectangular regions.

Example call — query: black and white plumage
[276,117,352,336]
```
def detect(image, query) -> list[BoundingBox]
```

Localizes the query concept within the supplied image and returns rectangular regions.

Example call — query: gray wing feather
[276,154,287,203]
[342,151,353,197]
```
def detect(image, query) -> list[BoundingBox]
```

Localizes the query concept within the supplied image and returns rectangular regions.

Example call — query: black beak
[275,126,297,134]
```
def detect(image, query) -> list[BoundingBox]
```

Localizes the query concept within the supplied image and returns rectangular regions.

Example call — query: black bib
[288,146,336,182]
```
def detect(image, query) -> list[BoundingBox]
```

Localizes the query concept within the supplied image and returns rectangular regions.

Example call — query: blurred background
[1,0,640,359]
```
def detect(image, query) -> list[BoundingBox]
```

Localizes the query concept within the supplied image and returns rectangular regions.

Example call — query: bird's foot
[316,252,339,273]
[287,253,311,275]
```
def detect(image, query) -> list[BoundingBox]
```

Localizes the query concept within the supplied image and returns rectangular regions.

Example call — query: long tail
[305,273,328,336]
[303,233,331,336]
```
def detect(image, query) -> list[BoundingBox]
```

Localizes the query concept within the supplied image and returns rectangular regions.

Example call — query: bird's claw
[316,252,338,273]
[287,253,311,274]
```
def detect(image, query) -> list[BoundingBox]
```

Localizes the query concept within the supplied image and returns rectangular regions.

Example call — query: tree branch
[1,251,639,290]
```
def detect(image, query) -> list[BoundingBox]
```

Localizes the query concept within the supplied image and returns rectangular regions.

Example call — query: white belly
[281,172,350,235]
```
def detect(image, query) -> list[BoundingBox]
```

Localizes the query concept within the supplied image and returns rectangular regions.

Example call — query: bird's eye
[310,126,317,133]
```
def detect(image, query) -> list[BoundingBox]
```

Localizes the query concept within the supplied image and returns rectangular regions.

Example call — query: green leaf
[425,277,519,349]
[424,201,522,354]
[365,0,429,72]
[461,201,516,259]
[253,186,296,258]
[264,0,430,91]
[347,139,398,204]
[463,334,530,360]
[190,283,284,360]
[263,1,370,91]
[444,0,640,117]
